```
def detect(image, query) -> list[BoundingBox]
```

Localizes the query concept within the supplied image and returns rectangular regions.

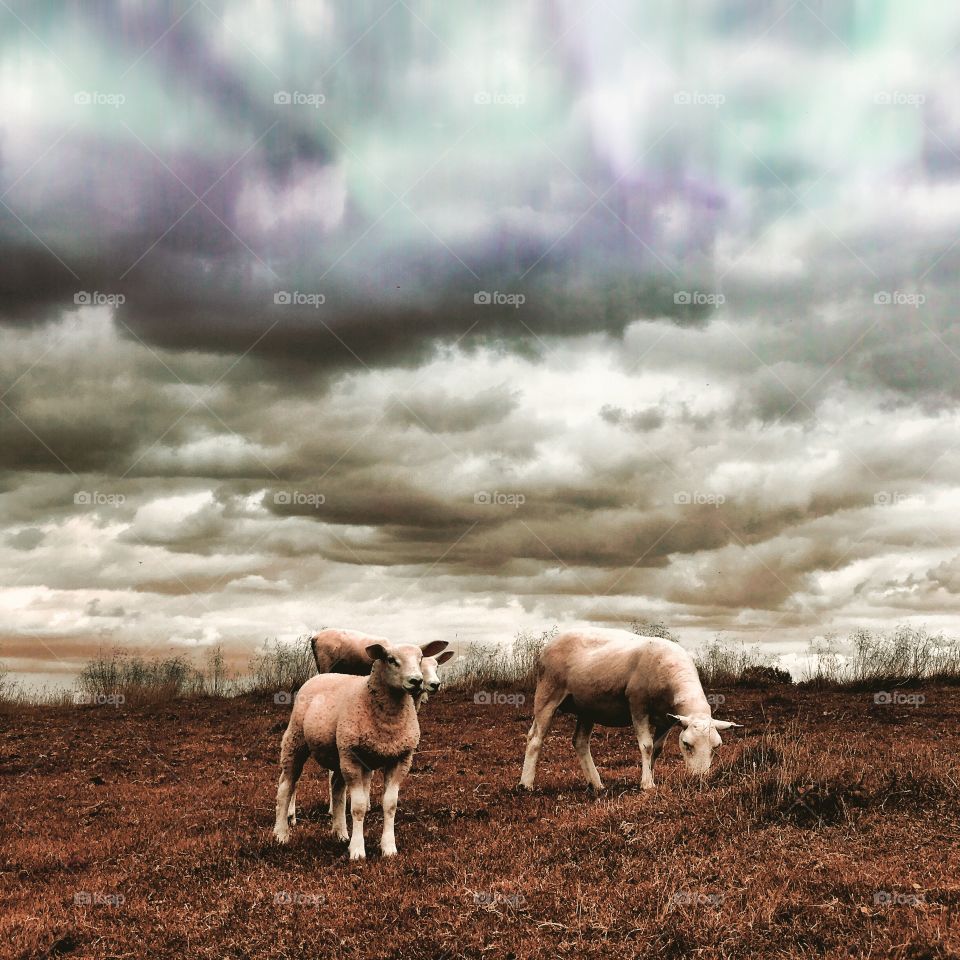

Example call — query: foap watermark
[669,891,725,907]
[274,90,325,108]
[474,691,526,707]
[274,490,326,508]
[874,691,926,707]
[474,491,525,508]
[74,91,125,108]
[674,91,725,107]
[707,693,726,707]
[473,91,525,108]
[472,892,527,908]
[274,290,325,308]
[74,491,126,507]
[73,691,125,707]
[274,891,324,906]
[75,291,125,307]
[874,491,924,507]
[74,891,125,907]
[874,91,925,107]
[474,290,525,308]
[274,691,294,705]
[674,490,726,507]
[674,290,724,307]
[873,891,923,907]
[874,290,925,308]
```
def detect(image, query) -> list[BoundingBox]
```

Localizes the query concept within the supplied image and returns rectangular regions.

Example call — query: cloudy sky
[3,1,960,686]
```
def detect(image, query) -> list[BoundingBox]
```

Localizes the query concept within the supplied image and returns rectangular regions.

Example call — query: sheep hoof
[273,827,290,844]
[349,848,366,861]
[381,847,397,858]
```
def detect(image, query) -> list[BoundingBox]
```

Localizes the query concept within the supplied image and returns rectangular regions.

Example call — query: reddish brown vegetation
[2,688,958,959]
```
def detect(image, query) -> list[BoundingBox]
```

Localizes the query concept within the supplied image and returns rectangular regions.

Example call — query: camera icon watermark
[474,290,526,308]
[274,290,325,308]
[474,691,526,706]
[274,691,293,705]
[874,290,925,308]
[73,691,125,707]
[873,491,923,507]
[274,891,324,906]
[706,693,726,707]
[674,91,725,107]
[873,891,922,906]
[473,91,525,108]
[74,891,125,907]
[74,491,126,507]
[273,490,326,508]
[473,491,525,508]
[873,691,925,707]
[669,891,725,907]
[674,290,724,307]
[874,91,925,106]
[274,90,325,108]
[74,91,126,108]
[74,291,126,307]
[673,490,725,507]
[472,891,527,908]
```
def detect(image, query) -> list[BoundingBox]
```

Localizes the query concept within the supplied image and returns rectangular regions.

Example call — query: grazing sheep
[519,627,740,791]
[274,638,448,859]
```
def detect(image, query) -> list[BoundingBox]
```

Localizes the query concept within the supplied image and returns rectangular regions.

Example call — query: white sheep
[291,629,452,823]
[414,649,456,708]
[519,627,740,791]
[274,638,447,859]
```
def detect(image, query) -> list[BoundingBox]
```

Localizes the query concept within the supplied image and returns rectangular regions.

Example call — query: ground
[2,687,958,959]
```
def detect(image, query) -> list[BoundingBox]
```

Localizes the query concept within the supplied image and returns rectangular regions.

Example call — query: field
[3,685,959,960]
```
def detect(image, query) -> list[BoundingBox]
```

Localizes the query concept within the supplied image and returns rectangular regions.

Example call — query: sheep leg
[632,713,656,790]
[341,758,371,860]
[573,718,604,791]
[330,769,348,841]
[274,734,309,843]
[519,679,566,789]
[380,756,412,857]
[327,770,336,815]
[651,720,673,769]
[287,784,297,826]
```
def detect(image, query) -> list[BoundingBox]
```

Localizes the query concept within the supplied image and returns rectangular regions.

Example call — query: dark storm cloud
[0,1,734,373]
[6,527,45,551]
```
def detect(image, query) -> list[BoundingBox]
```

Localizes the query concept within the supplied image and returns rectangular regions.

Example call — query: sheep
[308,628,455,710]
[519,627,740,791]
[415,649,455,708]
[289,630,452,824]
[309,628,383,676]
[274,638,448,859]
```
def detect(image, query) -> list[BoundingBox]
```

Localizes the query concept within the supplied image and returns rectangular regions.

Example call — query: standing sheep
[291,630,453,822]
[274,638,447,859]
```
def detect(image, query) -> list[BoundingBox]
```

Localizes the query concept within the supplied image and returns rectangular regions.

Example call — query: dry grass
[2,686,958,959]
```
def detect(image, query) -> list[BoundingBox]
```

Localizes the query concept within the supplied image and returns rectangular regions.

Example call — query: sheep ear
[420,640,448,657]
[365,643,389,661]
[712,720,741,730]
[435,650,455,665]
[667,713,691,727]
